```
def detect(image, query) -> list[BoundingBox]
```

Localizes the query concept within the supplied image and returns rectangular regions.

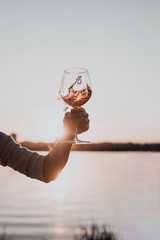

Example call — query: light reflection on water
[0,152,160,240]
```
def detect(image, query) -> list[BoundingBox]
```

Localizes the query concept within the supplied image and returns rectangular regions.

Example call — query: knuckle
[80,111,85,117]
[85,118,89,123]
[84,118,89,124]
[86,123,89,129]
[83,124,89,131]
[83,112,89,118]
[82,112,87,117]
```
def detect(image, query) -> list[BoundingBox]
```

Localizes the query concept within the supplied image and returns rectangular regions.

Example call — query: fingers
[63,108,90,137]
[71,107,85,113]
[70,111,89,119]
[71,117,89,125]
[77,123,89,134]
[70,108,88,119]
[67,108,89,125]
[64,112,89,125]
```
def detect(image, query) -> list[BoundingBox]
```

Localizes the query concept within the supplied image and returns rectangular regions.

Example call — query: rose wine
[60,75,92,108]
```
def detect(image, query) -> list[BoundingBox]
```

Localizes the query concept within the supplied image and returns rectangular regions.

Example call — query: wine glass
[59,68,92,144]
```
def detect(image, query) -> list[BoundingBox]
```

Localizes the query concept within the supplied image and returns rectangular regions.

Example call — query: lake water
[0,152,160,240]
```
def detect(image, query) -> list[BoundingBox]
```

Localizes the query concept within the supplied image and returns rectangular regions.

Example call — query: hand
[62,108,90,140]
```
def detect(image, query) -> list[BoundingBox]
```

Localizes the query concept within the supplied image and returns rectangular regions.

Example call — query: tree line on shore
[11,133,160,152]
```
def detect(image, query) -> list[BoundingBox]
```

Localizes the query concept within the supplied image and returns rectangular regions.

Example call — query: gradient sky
[0,0,160,142]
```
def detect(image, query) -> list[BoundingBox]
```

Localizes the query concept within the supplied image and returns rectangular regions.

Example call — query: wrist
[61,133,74,141]
[62,128,75,141]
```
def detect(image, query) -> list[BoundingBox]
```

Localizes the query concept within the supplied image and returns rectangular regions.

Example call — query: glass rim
[64,68,88,74]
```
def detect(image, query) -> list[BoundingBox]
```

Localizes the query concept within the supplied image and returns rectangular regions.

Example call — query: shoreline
[20,141,160,152]
[11,134,160,152]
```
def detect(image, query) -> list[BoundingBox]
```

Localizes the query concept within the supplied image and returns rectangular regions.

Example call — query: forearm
[44,137,72,182]
[0,132,72,183]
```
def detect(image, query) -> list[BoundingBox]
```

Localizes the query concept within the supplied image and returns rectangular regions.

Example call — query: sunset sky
[0,0,160,142]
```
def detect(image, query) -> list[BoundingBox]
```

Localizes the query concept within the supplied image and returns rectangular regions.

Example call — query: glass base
[71,139,90,144]
[62,139,90,144]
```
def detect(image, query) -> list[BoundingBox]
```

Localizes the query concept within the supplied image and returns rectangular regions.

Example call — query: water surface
[0,152,160,240]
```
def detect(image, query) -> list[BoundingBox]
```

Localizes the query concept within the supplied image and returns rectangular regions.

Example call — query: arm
[0,132,47,182]
[43,108,89,182]
[43,138,72,182]
[0,108,89,183]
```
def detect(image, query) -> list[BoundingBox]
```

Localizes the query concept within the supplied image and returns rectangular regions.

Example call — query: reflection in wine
[60,75,92,108]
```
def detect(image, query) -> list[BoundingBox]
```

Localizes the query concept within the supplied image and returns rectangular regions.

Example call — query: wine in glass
[59,68,92,144]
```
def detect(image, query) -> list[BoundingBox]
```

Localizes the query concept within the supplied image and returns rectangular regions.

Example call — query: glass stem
[74,125,79,142]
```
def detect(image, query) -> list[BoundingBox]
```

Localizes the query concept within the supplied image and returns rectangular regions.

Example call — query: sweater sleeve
[0,132,47,182]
